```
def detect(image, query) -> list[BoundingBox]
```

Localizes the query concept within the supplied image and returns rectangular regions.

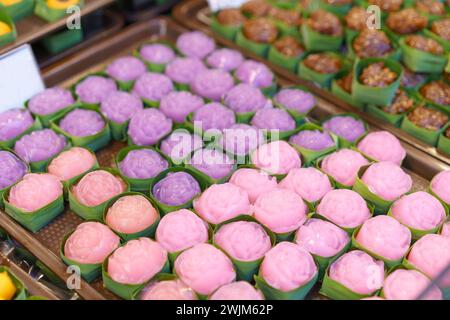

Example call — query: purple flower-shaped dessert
[165,58,207,85]
[132,72,173,103]
[140,44,176,65]
[235,60,274,89]
[160,131,204,163]
[0,151,27,190]
[251,108,296,132]
[119,149,169,180]
[0,109,34,142]
[75,76,117,104]
[206,48,244,71]
[191,69,235,101]
[128,109,173,146]
[152,171,201,206]
[220,124,265,156]
[106,56,147,83]
[323,116,366,143]
[14,129,66,163]
[274,88,316,114]
[28,88,75,116]
[192,103,236,131]
[160,91,204,123]
[224,84,268,114]
[100,91,143,124]
[176,31,216,59]
[189,148,235,180]
[289,130,335,151]
[59,109,105,137]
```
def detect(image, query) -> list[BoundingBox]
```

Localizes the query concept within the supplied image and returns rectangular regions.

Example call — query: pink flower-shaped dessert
[210,282,264,300]
[316,189,371,229]
[329,250,384,295]
[8,173,63,212]
[214,221,272,262]
[430,170,450,204]
[105,195,159,235]
[108,238,167,285]
[321,149,369,187]
[174,243,236,295]
[140,279,197,300]
[391,191,446,231]
[357,131,406,165]
[260,242,317,292]
[72,170,126,207]
[48,147,97,181]
[279,168,332,203]
[356,215,411,261]
[361,162,412,201]
[383,269,443,300]
[193,183,251,225]
[253,188,308,234]
[64,222,120,264]
[229,168,277,203]
[156,209,209,253]
[188,148,235,180]
[251,141,301,175]
[295,218,350,258]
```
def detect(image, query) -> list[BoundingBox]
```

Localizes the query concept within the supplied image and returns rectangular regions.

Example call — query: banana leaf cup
[184,162,237,187]
[0,0,34,21]
[399,37,448,74]
[437,122,450,156]
[400,107,447,146]
[68,167,130,221]
[133,41,176,73]
[352,57,403,106]
[184,112,234,142]
[71,72,112,110]
[0,148,30,208]
[254,266,319,300]
[0,114,42,149]
[41,27,84,55]
[346,31,402,61]
[102,249,170,300]
[26,135,71,173]
[300,23,344,52]
[103,192,161,242]
[131,273,184,300]
[273,85,316,122]
[235,30,270,57]
[298,52,347,89]
[0,266,27,300]
[331,73,366,111]
[0,8,17,45]
[49,105,111,152]
[35,0,85,22]
[307,244,351,281]
[415,79,450,114]
[25,98,78,128]
[321,113,368,148]
[115,145,172,193]
[267,44,303,73]
[213,215,276,282]
[424,27,450,52]
[210,15,242,41]
[148,167,208,215]
[317,0,352,16]
[3,184,64,233]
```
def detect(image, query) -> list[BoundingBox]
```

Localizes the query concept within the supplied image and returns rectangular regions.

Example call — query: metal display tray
[0,17,447,301]
[172,0,450,166]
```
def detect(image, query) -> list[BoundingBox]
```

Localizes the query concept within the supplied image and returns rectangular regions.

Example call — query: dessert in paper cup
[74,75,117,108]
[255,242,318,300]
[206,48,244,71]
[137,42,176,73]
[105,56,146,91]
[4,173,64,232]
[186,148,236,185]
[210,281,264,300]
[61,221,120,281]
[165,57,207,91]
[0,108,41,149]
[176,31,216,59]
[131,72,173,107]
[102,237,169,299]
[223,83,268,123]
[357,131,406,165]
[127,108,173,146]
[138,276,197,300]
[229,168,277,204]
[159,131,203,164]
[251,141,301,178]
[174,243,236,298]
[104,193,160,241]
[0,149,28,207]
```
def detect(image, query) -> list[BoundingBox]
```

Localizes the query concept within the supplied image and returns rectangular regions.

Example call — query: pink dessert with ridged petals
[391,191,446,231]
[321,149,369,187]
[430,170,450,204]
[361,162,412,201]
[229,168,277,203]
[48,147,96,181]
[295,218,350,258]
[8,173,62,212]
[329,250,384,295]
[72,170,126,207]
[156,209,209,253]
[316,189,371,229]
[407,234,450,288]
[140,279,197,300]
[210,282,264,300]
[108,238,167,285]
[64,222,120,264]
[214,221,272,262]
[356,216,411,261]
[251,141,301,175]
[383,269,442,300]
[357,131,406,165]
[194,183,251,225]
[260,242,317,292]
[279,168,332,203]
[174,243,236,295]
[254,188,308,234]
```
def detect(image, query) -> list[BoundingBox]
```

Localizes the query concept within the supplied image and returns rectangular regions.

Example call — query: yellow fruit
[0,0,22,6]
[46,0,79,10]
[0,271,17,300]
[0,22,11,36]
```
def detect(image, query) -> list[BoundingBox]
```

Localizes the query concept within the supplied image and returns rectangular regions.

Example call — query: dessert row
[209,0,450,153]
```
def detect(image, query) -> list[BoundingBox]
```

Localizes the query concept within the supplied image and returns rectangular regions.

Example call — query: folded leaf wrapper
[399,37,448,74]
[235,31,270,57]
[0,116,42,150]
[298,53,346,89]
[301,24,344,52]
[1,0,34,21]
[437,123,450,156]
[210,16,241,41]
[254,271,318,300]
[35,0,85,22]
[267,45,303,73]
[400,110,445,146]
[0,8,17,45]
